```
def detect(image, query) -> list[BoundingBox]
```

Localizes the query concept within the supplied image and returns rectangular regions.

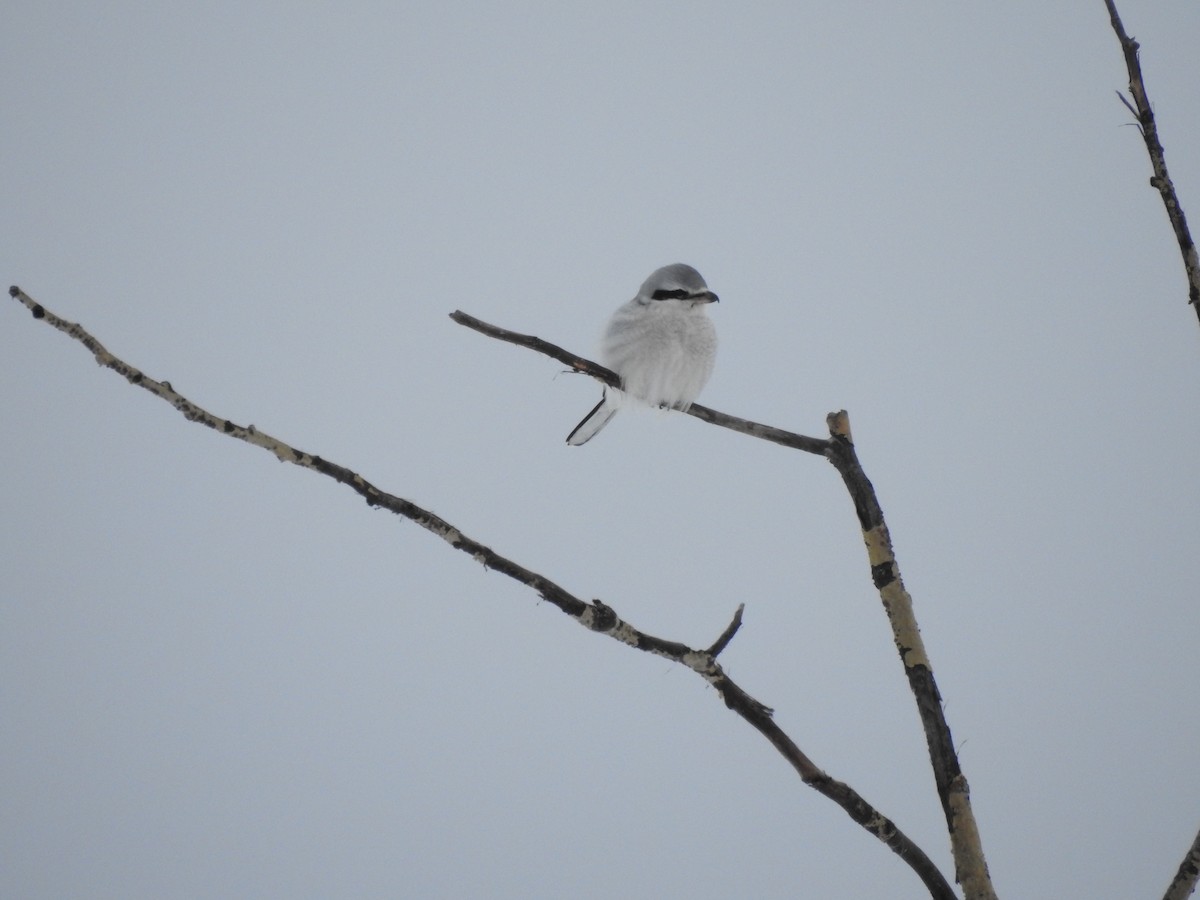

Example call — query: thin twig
[11,286,959,900]
[1103,0,1200,318]
[1114,89,1138,121]
[706,604,744,657]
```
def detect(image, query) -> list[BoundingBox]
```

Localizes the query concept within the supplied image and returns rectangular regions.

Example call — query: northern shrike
[566,263,718,445]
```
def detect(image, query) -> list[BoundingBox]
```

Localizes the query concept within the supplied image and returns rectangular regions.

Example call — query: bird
[566,263,718,445]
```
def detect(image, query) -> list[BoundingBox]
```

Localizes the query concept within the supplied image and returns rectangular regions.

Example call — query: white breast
[600,299,717,410]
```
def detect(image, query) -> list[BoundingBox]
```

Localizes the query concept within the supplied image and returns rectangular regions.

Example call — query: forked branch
[451,310,996,899]
[11,286,957,900]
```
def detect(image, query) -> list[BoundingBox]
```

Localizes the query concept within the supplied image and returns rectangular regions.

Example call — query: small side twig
[1114,89,1138,120]
[706,603,745,657]
[1104,0,1200,317]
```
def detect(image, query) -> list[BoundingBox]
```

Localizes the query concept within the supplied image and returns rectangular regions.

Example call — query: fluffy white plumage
[566,263,718,445]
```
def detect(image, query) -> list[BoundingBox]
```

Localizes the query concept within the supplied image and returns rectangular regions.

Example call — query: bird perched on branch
[566,263,718,445]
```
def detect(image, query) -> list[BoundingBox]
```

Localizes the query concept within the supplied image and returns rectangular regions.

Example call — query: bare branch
[12,286,959,900]
[455,309,997,898]
[451,309,620,388]
[1104,0,1200,318]
[1162,822,1200,900]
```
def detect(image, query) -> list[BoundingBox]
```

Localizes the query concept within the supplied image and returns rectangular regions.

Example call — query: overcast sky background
[4,2,1200,898]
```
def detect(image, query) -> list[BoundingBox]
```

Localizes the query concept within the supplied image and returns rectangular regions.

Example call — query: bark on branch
[10,286,958,900]
[1162,823,1200,900]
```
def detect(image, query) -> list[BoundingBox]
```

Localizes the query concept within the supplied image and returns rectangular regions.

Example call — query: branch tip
[826,409,852,442]
[1114,90,1138,119]
[9,285,19,298]
[707,603,745,657]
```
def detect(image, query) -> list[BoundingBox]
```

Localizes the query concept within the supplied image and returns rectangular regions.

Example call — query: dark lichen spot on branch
[588,600,618,632]
[871,562,896,589]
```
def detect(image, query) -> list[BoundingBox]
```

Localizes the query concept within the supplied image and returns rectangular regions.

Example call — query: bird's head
[638,263,719,307]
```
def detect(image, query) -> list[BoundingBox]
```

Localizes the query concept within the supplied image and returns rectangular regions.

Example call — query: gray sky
[3,2,1199,898]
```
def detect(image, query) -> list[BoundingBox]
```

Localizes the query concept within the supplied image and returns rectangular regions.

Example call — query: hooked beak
[694,290,719,304]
